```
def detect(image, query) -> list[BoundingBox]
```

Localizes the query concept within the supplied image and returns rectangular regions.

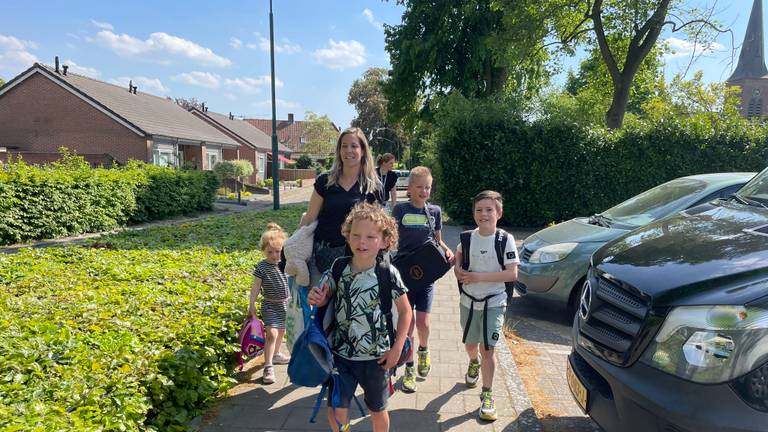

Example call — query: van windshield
[737,167,768,205]
[602,178,706,228]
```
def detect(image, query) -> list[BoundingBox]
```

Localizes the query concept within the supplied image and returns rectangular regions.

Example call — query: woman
[300,127,384,286]
[376,153,398,211]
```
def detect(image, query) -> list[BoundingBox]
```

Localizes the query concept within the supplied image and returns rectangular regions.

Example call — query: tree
[496,0,731,128]
[348,67,407,159]
[213,160,253,204]
[301,111,338,156]
[294,154,314,169]
[174,97,203,111]
[0,78,5,88]
[384,0,528,123]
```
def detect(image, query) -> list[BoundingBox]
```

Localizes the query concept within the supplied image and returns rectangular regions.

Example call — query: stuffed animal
[283,220,317,287]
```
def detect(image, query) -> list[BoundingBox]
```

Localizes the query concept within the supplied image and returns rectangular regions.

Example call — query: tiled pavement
[195,225,542,432]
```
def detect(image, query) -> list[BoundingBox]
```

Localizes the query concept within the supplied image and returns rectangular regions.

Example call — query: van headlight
[528,243,578,264]
[641,304,768,384]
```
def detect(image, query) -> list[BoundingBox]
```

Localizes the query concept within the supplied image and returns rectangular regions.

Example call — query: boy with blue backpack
[454,190,519,422]
[309,202,413,432]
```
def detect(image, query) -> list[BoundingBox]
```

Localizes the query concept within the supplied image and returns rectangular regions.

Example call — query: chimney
[55,56,60,74]
[288,113,294,124]
[128,80,133,93]
[201,102,206,112]
[229,112,234,120]
[132,85,138,94]
[62,65,68,75]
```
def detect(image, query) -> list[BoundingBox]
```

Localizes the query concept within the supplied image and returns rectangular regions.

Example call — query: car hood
[593,201,768,307]
[525,218,629,248]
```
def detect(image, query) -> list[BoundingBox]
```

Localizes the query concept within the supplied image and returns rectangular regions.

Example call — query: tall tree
[301,111,338,156]
[174,97,203,111]
[496,0,730,128]
[348,67,406,159]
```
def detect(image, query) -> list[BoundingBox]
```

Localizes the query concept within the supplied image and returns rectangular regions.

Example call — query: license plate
[566,359,589,413]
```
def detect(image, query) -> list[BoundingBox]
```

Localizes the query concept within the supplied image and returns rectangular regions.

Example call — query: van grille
[578,273,649,365]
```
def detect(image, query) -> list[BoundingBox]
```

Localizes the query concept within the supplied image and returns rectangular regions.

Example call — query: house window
[206,148,222,170]
[152,143,178,167]
[258,154,266,180]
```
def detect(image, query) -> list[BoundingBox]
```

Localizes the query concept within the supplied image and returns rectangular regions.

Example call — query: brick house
[245,113,341,159]
[190,108,292,183]
[0,62,241,170]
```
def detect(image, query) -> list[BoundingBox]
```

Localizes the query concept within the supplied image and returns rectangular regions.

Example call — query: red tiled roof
[245,117,341,153]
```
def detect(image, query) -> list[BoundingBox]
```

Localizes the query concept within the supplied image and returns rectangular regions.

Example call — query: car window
[602,178,707,228]
[689,184,744,208]
[738,166,768,204]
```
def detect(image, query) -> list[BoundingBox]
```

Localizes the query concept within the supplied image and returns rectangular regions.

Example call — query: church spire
[729,0,768,81]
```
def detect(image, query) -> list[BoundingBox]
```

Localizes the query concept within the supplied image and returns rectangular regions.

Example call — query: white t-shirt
[456,229,520,310]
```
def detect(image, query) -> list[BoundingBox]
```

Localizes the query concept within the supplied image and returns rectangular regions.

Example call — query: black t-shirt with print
[314,172,384,246]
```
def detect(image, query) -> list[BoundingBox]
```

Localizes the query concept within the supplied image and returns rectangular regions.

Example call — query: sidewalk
[194,224,541,432]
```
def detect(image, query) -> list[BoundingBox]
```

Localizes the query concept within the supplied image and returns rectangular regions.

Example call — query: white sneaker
[263,365,275,384]
[272,352,291,365]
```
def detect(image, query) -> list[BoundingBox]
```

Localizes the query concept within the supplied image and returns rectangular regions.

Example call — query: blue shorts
[329,355,390,412]
[406,283,434,313]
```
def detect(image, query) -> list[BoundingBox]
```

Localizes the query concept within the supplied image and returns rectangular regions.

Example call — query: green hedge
[0,205,306,431]
[434,95,768,226]
[0,157,219,245]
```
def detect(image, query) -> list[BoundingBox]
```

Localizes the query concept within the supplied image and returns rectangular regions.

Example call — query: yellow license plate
[566,359,589,413]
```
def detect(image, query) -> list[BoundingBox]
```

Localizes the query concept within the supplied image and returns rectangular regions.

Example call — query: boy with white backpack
[454,190,519,421]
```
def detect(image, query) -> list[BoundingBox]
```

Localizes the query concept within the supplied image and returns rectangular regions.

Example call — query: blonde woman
[376,153,398,211]
[300,127,384,286]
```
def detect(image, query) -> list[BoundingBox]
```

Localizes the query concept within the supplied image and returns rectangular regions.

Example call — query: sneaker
[401,366,417,393]
[417,348,431,377]
[263,365,275,384]
[479,390,497,421]
[272,352,291,365]
[465,359,480,388]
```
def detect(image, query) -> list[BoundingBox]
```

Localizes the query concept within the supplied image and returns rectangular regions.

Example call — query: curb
[496,327,544,431]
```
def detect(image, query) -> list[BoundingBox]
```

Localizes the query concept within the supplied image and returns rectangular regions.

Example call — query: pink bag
[237,317,265,370]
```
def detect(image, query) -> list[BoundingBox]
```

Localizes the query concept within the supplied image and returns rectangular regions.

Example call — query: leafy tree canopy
[301,111,338,156]
[348,67,407,159]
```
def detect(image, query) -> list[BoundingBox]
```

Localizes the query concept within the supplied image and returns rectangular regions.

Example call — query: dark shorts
[329,355,390,412]
[406,283,434,313]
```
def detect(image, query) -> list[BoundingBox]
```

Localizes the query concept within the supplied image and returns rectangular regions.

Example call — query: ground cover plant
[0,205,305,431]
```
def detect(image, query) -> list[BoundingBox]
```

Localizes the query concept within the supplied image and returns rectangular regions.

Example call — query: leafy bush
[264,178,273,188]
[0,205,306,431]
[294,154,314,169]
[434,94,768,226]
[0,157,219,245]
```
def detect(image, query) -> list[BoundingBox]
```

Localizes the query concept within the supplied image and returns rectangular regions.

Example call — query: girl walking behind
[248,223,291,384]
[376,153,398,212]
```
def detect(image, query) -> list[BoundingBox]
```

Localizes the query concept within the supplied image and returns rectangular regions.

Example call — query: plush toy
[283,220,317,287]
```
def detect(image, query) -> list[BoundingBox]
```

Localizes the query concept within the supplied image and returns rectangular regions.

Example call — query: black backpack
[458,229,516,350]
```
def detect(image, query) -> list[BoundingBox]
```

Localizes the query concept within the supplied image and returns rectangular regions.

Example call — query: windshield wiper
[588,213,612,228]
[732,193,768,210]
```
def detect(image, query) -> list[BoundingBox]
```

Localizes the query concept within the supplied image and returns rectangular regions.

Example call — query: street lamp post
[269,0,280,210]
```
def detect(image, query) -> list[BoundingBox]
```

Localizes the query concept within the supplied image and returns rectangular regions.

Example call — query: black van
[568,169,768,431]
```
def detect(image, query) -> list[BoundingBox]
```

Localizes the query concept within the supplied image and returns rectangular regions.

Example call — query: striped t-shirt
[253,260,289,302]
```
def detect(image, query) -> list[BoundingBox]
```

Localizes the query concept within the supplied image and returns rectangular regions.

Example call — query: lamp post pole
[269,0,280,210]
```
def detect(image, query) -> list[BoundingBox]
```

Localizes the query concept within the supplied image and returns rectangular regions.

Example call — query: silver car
[515,172,756,316]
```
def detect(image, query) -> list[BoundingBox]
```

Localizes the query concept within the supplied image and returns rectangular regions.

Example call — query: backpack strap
[494,229,507,269]
[375,253,396,344]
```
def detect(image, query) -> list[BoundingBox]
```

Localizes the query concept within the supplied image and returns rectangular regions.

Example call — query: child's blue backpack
[287,305,366,424]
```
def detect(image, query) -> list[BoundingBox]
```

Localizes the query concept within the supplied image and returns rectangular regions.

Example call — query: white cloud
[109,76,169,95]
[249,33,301,54]
[63,60,99,78]
[224,93,237,101]
[90,19,114,31]
[223,75,283,93]
[229,37,242,49]
[313,39,366,70]
[362,9,383,30]
[0,34,39,75]
[172,71,221,88]
[92,30,231,67]
[664,37,724,59]
[253,98,299,110]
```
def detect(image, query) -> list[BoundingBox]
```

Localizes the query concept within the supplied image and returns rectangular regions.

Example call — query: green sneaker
[401,366,417,393]
[465,359,480,388]
[479,390,497,421]
[417,348,431,377]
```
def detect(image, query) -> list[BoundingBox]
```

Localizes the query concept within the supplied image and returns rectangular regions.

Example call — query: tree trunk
[606,75,633,129]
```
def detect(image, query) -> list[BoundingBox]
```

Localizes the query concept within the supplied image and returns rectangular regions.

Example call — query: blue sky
[0,1,759,127]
